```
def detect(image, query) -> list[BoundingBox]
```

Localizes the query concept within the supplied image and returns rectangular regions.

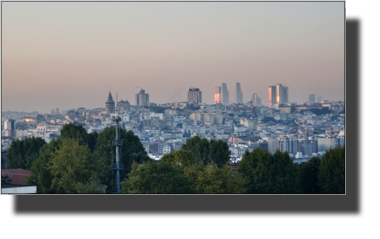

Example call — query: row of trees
[238,146,345,194]
[6,123,345,194]
[121,150,246,194]
[17,123,151,193]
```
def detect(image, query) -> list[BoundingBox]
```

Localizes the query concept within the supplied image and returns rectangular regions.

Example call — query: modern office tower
[283,86,288,104]
[4,119,15,130]
[252,93,261,106]
[105,91,116,114]
[317,96,322,103]
[234,82,243,104]
[276,84,284,105]
[309,94,315,104]
[221,83,229,105]
[214,87,221,104]
[268,86,276,107]
[188,88,202,104]
[54,108,59,114]
[135,88,150,106]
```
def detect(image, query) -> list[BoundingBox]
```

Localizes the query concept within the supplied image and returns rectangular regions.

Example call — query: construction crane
[325,128,340,149]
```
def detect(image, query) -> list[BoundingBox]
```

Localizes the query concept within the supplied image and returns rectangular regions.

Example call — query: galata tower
[105,91,115,114]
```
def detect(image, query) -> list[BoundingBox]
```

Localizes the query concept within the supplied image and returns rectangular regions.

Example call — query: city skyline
[2,2,344,113]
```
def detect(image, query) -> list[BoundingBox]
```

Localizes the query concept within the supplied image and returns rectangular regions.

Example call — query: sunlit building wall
[268,86,276,107]
[276,84,284,105]
[214,87,221,104]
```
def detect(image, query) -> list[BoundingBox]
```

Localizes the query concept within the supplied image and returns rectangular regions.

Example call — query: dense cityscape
[2,81,345,193]
[2,82,344,164]
[1,1,346,194]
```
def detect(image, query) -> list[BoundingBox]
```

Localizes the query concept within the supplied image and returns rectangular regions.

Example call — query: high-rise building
[105,91,115,114]
[269,84,288,106]
[214,87,221,104]
[317,96,322,103]
[268,86,276,107]
[276,84,284,105]
[252,93,261,106]
[4,119,15,130]
[234,82,243,104]
[309,94,315,104]
[188,88,202,104]
[135,88,149,106]
[221,83,229,105]
[283,87,288,104]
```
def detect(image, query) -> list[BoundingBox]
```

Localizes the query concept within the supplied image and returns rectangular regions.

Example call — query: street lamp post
[111,113,123,193]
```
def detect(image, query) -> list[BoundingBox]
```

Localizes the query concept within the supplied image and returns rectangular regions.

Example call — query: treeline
[122,136,345,194]
[6,123,151,193]
[122,136,244,193]
[5,124,344,194]
[239,146,345,194]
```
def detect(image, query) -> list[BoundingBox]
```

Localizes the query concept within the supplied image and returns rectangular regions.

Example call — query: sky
[1,1,345,113]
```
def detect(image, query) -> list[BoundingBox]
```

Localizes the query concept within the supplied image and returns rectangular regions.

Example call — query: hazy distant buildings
[317,96,322,103]
[4,119,15,138]
[221,83,229,105]
[278,137,298,154]
[268,84,288,107]
[234,82,243,104]
[252,93,261,106]
[268,86,276,107]
[309,94,315,104]
[105,91,115,114]
[135,88,149,106]
[214,87,221,104]
[188,88,202,104]
[51,108,59,115]
[4,119,15,130]
[116,100,131,112]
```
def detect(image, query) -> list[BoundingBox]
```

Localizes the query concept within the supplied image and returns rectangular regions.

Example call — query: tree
[48,139,101,194]
[273,150,298,194]
[209,139,230,168]
[95,126,151,189]
[60,123,88,143]
[161,150,198,168]
[194,163,246,194]
[181,136,230,167]
[160,150,245,193]
[6,137,46,170]
[60,123,98,152]
[297,157,321,194]
[87,131,98,153]
[25,138,62,193]
[238,148,298,194]
[121,161,194,194]
[318,146,345,194]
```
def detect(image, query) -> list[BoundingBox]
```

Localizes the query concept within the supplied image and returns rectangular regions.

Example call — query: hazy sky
[2,2,344,113]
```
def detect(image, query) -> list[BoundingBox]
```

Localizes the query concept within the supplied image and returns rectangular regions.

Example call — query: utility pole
[111,113,123,193]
